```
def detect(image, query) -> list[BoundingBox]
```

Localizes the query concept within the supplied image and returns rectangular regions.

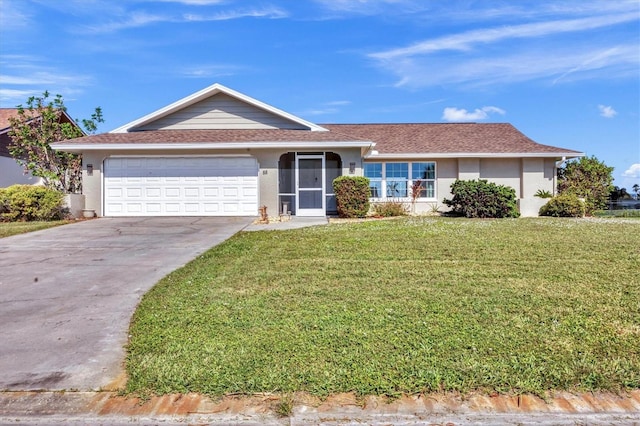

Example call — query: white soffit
[110,83,328,133]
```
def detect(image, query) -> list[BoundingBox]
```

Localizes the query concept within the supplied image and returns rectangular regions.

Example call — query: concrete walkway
[243,216,329,231]
[0,217,253,392]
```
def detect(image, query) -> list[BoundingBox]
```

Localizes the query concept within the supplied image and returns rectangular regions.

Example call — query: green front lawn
[126,217,640,398]
[0,220,71,238]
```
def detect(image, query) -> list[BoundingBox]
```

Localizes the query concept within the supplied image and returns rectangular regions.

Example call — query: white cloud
[375,42,638,89]
[180,64,240,78]
[0,0,32,30]
[598,104,617,118]
[442,106,505,122]
[184,7,288,22]
[0,56,93,106]
[623,164,640,178]
[367,3,639,88]
[81,6,287,33]
[315,0,639,21]
[370,13,637,61]
[0,88,41,107]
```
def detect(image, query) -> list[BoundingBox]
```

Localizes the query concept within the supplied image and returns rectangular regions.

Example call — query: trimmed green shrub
[534,189,553,198]
[539,194,585,218]
[0,185,67,222]
[333,176,370,218]
[373,200,408,217]
[443,179,519,218]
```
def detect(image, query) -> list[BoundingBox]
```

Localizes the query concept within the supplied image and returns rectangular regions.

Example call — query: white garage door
[104,157,258,216]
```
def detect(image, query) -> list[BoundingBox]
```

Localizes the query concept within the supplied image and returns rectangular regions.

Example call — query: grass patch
[126,217,640,398]
[0,220,71,238]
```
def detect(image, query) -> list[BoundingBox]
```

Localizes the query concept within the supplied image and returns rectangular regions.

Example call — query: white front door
[296,154,325,216]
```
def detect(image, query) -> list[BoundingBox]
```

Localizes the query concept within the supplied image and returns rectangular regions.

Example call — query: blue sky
[1,0,639,189]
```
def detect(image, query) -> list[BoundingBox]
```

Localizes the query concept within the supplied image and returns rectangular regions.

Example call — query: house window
[411,162,435,198]
[386,163,408,197]
[364,163,382,198]
[364,161,436,199]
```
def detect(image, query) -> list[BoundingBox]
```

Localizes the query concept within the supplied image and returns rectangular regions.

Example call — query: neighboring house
[0,108,81,188]
[51,83,583,218]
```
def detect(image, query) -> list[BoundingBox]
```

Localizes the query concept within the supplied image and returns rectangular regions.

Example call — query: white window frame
[364,161,437,201]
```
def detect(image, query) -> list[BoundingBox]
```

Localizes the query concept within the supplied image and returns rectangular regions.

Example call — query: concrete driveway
[0,217,253,391]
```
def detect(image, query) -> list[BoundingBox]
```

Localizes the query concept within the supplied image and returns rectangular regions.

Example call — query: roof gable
[111,83,327,133]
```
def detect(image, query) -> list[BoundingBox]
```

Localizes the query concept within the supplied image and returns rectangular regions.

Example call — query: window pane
[299,190,322,209]
[387,179,407,197]
[412,162,435,180]
[420,181,435,198]
[364,163,382,178]
[386,163,408,178]
[369,180,382,198]
[299,158,322,189]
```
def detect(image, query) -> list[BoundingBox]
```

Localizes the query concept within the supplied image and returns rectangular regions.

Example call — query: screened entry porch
[278,152,342,217]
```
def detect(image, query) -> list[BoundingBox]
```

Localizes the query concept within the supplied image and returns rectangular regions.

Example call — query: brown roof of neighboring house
[51,123,582,157]
[0,108,20,132]
[321,123,581,155]
[0,109,20,157]
[1,108,85,158]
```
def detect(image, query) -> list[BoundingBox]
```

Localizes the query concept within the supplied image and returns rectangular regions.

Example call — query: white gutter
[51,140,375,153]
[365,152,584,159]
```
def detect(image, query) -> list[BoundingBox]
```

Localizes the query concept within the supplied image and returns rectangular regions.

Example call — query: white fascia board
[365,152,585,159]
[60,110,87,136]
[52,141,374,152]
[110,83,327,133]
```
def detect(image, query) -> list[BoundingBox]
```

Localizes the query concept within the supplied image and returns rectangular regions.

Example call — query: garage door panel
[146,203,161,213]
[104,157,258,216]
[146,187,161,197]
[165,187,181,197]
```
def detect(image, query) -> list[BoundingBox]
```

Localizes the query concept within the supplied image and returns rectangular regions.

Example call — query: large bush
[0,185,67,221]
[333,176,370,218]
[557,156,613,215]
[539,194,585,217]
[443,179,519,218]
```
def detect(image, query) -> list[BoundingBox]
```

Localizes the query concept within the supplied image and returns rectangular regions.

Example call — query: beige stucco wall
[457,158,480,180]
[479,158,522,198]
[81,151,558,218]
[367,157,558,217]
[81,148,363,217]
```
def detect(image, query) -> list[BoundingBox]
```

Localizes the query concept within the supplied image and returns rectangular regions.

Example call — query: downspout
[554,156,567,196]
